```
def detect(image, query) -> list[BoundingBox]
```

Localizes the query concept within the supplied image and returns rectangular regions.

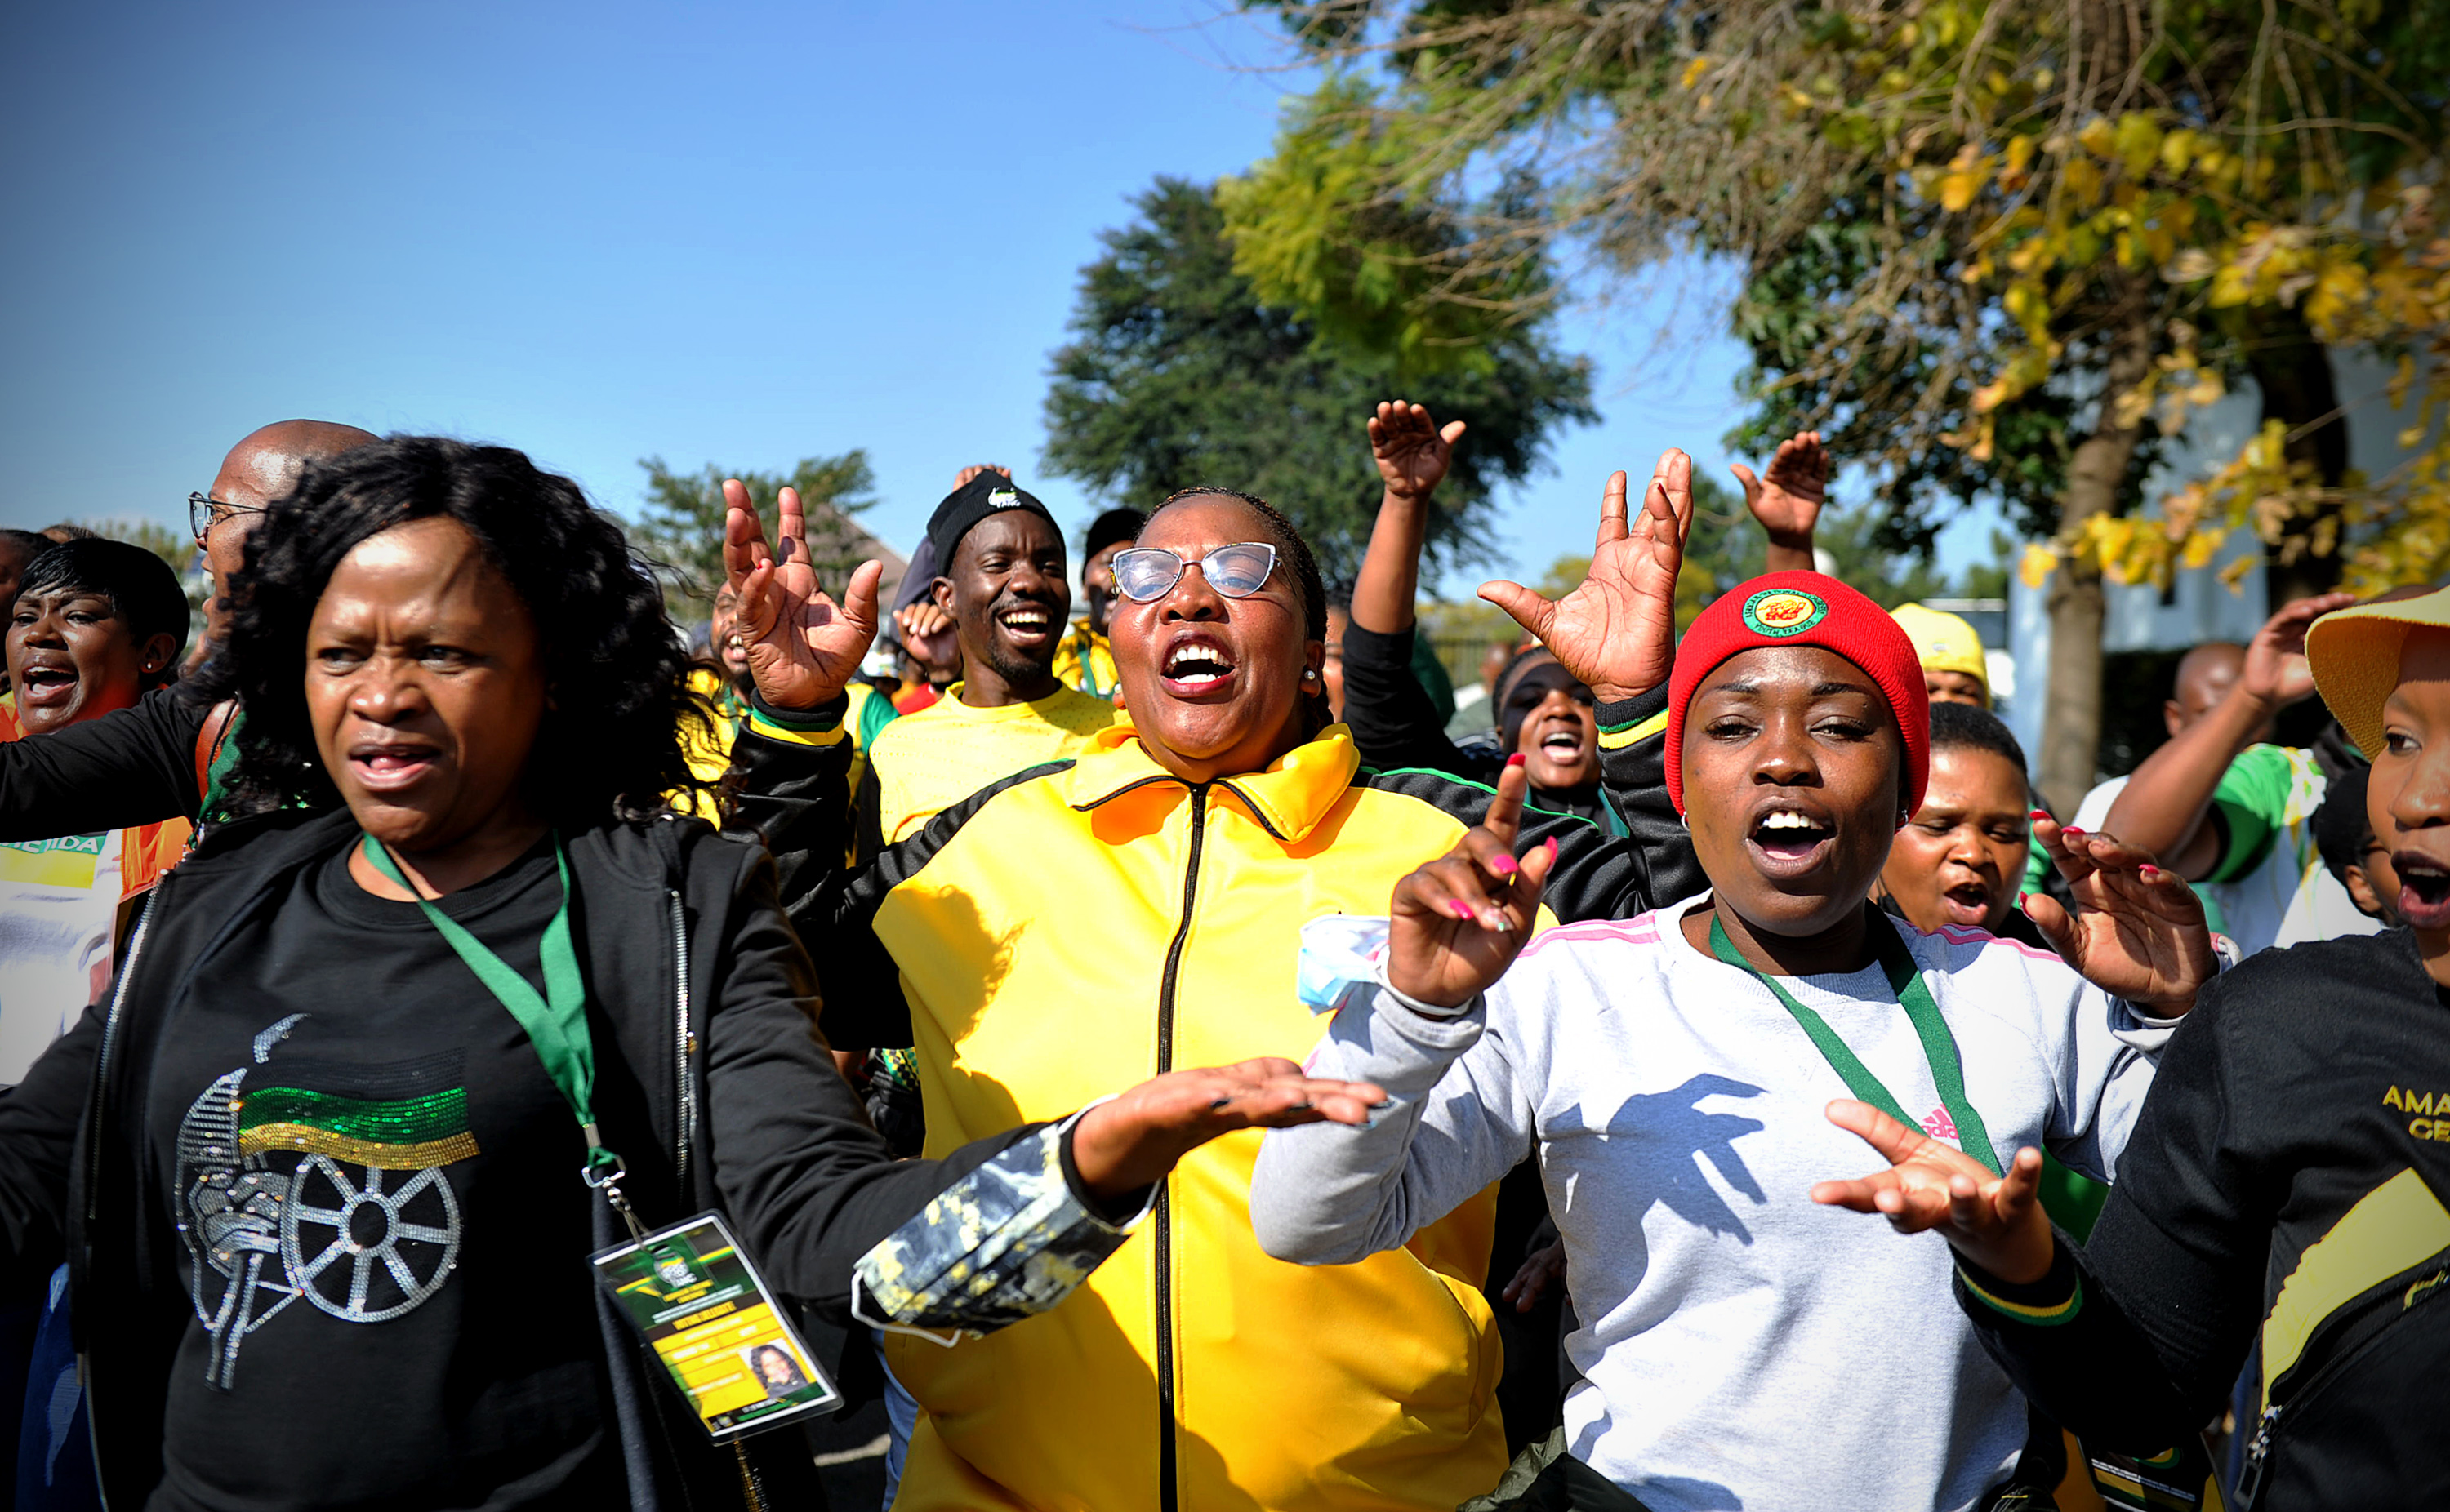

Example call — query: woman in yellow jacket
[721,471,1695,1511]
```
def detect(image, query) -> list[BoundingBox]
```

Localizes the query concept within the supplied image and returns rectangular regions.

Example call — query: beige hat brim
[2305,587,2450,757]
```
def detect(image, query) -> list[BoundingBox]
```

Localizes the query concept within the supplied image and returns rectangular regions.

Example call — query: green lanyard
[1708,908,2002,1175]
[359,833,620,1181]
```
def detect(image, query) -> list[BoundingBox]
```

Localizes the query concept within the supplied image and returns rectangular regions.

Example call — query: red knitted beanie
[1665,571,1931,819]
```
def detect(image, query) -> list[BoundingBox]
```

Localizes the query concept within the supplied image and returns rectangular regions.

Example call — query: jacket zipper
[667,889,695,1182]
[1152,783,1209,1512]
[2234,1251,2450,1508]
[80,882,162,1510]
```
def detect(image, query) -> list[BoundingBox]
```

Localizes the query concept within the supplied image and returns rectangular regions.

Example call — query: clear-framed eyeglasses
[188,491,265,541]
[1109,542,1278,603]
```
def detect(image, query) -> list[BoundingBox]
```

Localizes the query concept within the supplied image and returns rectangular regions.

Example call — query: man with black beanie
[1054,505,1143,700]
[849,470,1118,844]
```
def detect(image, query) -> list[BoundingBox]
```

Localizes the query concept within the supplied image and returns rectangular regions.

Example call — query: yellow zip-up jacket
[734,699,1686,1511]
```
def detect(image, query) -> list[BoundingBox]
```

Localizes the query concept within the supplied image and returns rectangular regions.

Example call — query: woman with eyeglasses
[0,440,1382,1510]
[723,478,1690,1512]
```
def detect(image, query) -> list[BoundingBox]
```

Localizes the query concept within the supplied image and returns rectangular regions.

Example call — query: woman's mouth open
[2394,850,2450,931]
[14,665,77,709]
[1160,638,1238,698]
[349,742,441,794]
[1940,879,1995,927]
[1747,807,1835,878]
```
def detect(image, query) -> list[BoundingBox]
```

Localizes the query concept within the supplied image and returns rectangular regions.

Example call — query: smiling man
[854,472,1117,844]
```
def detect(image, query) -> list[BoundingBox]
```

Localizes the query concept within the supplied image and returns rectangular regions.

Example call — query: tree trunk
[2038,316,2155,815]
[2245,305,2350,603]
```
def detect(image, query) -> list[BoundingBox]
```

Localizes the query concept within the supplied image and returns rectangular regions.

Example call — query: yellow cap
[2305,585,2450,758]
[1889,603,1988,696]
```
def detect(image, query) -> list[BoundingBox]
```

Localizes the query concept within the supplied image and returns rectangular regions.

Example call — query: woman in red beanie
[1251,477,2221,1512]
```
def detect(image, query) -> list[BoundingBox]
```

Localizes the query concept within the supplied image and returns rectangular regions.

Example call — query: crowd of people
[0,403,2438,1512]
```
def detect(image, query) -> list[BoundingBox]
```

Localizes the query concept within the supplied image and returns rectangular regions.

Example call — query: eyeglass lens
[1114,543,1276,603]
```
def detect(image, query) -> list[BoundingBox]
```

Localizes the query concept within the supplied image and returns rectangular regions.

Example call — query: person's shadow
[1544,1074,1766,1510]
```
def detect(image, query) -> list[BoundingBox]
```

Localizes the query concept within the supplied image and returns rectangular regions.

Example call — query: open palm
[723,479,883,710]
[2025,816,2215,1014]
[1370,401,1467,499]
[1730,430,1829,541]
[1480,451,1695,702]
[1812,1100,2056,1285]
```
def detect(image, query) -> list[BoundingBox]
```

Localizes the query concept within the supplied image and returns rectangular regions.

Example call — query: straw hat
[2305,585,2450,758]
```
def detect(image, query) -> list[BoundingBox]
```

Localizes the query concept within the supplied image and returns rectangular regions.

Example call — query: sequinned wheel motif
[279,1156,461,1322]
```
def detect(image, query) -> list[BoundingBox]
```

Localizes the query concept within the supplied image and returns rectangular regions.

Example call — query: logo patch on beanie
[1741,588,1828,638]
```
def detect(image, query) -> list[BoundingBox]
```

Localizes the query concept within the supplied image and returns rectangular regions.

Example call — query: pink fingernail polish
[2140,864,2161,877]
[1489,853,1520,877]
[1544,837,1559,861]
[2061,826,2084,838]
[1449,901,1476,921]
[1506,753,1527,769]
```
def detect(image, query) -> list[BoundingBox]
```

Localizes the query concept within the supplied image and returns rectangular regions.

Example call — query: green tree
[1236,0,2450,806]
[630,453,879,623]
[1041,177,1596,584]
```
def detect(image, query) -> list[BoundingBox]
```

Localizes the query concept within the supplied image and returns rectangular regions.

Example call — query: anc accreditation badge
[592,1212,841,1440]
[1741,587,1829,638]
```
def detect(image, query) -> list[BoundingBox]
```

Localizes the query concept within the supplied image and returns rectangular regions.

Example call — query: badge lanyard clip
[361,833,647,1236]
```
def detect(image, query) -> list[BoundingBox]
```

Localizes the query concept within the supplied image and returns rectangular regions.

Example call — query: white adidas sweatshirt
[1251,895,2182,1512]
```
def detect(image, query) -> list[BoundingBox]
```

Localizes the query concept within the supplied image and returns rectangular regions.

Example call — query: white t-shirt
[1257,896,2180,1512]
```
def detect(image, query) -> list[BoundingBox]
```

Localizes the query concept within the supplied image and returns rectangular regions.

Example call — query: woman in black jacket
[1810,585,2450,1508]
[0,437,1378,1511]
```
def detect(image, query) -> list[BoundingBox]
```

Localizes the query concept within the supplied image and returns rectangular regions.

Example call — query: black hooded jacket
[0,803,1084,1509]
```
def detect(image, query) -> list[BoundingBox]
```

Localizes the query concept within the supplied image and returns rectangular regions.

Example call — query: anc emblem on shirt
[174,1015,479,1390]
[1742,587,1829,638]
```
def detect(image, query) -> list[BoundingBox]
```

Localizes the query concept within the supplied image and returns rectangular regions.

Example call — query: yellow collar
[1062,724,1360,843]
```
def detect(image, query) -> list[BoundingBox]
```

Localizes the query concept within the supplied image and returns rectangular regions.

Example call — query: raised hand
[1388,756,1557,1009]
[1068,1058,1388,1200]
[2023,812,2216,1015]
[1730,430,1829,549]
[2241,593,2358,710]
[723,479,883,711]
[1370,401,1468,500]
[1480,451,1695,702]
[953,463,1013,491]
[894,599,961,678]
[1811,1100,2056,1285]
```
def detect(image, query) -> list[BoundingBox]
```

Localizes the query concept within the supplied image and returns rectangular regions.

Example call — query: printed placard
[590,1212,841,1440]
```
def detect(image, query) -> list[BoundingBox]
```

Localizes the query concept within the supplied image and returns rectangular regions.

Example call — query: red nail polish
[2061,826,2083,838]
[2029,810,2049,821]
[2140,864,2161,877]
[1506,753,1528,769]
[2016,892,2028,908]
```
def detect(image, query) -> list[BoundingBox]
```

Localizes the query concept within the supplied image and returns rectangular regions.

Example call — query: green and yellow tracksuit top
[733,696,1687,1512]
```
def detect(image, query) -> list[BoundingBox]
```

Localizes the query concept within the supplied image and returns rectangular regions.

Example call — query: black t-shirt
[145,834,621,1510]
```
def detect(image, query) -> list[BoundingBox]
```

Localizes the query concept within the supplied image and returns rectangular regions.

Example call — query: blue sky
[0,0,1992,601]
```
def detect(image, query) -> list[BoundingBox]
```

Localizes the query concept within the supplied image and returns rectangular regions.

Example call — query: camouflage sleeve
[850,1114,1151,1335]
